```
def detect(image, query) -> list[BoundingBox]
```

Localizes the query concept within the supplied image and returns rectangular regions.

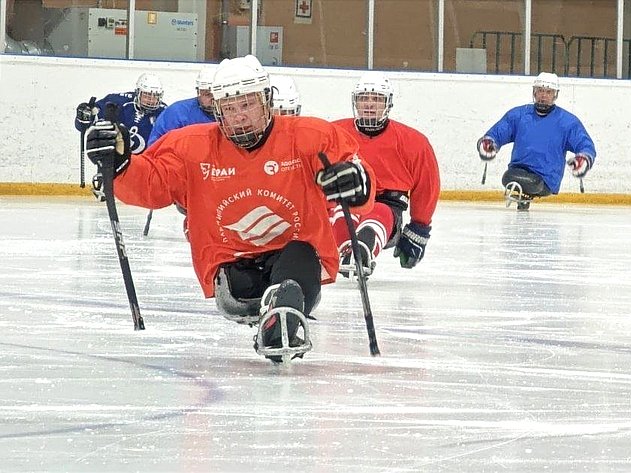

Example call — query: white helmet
[352,71,394,131]
[134,73,164,112]
[533,72,560,91]
[196,66,214,91]
[532,72,559,114]
[196,66,215,113]
[211,55,272,149]
[271,75,301,116]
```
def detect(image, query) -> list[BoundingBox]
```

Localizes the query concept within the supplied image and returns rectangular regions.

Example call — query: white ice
[1,196,631,472]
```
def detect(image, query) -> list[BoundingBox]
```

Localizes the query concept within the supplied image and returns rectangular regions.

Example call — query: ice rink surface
[1,196,631,472]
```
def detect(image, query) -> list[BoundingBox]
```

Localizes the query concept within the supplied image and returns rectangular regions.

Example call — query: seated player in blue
[147,67,216,147]
[477,72,596,210]
[75,73,167,155]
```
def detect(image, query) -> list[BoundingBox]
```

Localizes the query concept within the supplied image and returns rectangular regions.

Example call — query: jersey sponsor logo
[264,160,279,175]
[200,163,236,180]
[264,158,303,175]
[224,205,292,246]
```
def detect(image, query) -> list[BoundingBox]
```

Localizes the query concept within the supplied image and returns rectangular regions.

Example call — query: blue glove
[393,221,431,269]
[85,120,131,176]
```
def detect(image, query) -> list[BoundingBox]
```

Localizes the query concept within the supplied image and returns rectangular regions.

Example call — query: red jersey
[114,116,375,297]
[333,118,440,226]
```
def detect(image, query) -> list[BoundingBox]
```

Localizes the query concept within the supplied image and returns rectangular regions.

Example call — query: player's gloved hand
[477,136,498,161]
[85,120,131,176]
[393,221,431,269]
[316,159,370,206]
[566,153,593,178]
[76,102,93,126]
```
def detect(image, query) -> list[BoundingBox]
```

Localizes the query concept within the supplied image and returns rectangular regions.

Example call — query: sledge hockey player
[75,73,167,154]
[270,75,301,116]
[477,72,596,210]
[84,55,375,364]
[147,66,216,146]
[331,71,440,279]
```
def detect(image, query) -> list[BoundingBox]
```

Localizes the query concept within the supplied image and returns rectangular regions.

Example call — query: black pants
[502,166,552,197]
[220,241,321,316]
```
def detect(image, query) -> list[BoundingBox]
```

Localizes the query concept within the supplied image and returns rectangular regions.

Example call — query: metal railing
[470,31,631,78]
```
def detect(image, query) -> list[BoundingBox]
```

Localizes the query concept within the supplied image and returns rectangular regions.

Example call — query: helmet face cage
[352,73,394,130]
[352,90,392,129]
[135,73,164,112]
[214,90,272,149]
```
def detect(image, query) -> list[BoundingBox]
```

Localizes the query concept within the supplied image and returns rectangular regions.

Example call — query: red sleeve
[113,129,192,209]
[408,131,440,226]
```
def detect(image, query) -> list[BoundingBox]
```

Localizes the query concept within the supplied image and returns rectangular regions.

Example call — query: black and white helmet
[211,55,272,149]
[352,71,394,131]
[134,73,164,112]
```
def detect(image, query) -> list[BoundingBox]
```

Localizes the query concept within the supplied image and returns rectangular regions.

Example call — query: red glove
[477,136,498,161]
[566,154,592,178]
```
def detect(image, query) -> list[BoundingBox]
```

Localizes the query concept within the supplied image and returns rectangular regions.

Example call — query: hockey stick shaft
[142,210,153,237]
[579,177,585,193]
[318,152,380,356]
[481,162,488,185]
[79,97,97,188]
[101,102,145,330]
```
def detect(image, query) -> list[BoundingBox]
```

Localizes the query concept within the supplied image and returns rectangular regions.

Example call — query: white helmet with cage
[134,73,164,112]
[532,72,559,114]
[196,66,215,113]
[352,71,394,131]
[271,75,301,116]
[211,55,272,148]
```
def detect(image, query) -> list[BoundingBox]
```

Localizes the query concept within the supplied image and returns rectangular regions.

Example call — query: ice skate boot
[254,279,312,364]
[504,181,532,211]
[338,240,376,280]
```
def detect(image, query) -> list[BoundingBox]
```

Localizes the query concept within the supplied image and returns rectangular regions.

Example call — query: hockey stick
[579,177,585,193]
[79,96,97,188]
[96,103,145,330]
[481,162,488,185]
[318,152,380,356]
[142,210,153,237]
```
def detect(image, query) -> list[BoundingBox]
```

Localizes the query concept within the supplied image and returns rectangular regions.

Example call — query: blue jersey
[147,97,215,146]
[75,92,167,154]
[485,104,595,194]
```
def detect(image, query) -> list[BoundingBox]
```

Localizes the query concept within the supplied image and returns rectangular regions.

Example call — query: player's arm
[394,136,440,269]
[566,120,596,178]
[85,120,185,209]
[314,122,375,212]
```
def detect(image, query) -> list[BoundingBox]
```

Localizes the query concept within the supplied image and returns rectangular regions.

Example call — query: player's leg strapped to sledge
[502,166,551,210]
[214,241,321,363]
[334,190,408,279]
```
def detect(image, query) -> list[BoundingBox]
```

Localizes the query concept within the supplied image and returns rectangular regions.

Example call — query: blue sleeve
[566,117,596,161]
[148,110,173,146]
[485,107,520,149]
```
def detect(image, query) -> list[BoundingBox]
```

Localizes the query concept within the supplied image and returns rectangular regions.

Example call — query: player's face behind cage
[533,87,557,107]
[216,92,271,148]
[353,92,388,128]
[197,89,214,113]
[138,91,161,111]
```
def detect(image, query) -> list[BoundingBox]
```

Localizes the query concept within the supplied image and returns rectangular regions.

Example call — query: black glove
[393,221,431,269]
[76,102,93,127]
[85,120,131,176]
[316,160,370,206]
